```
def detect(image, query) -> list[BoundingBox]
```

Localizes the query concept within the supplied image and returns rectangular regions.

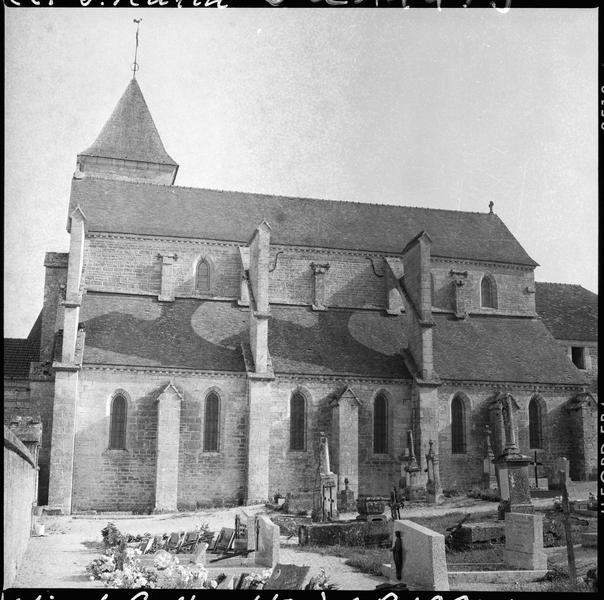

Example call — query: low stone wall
[4,426,37,588]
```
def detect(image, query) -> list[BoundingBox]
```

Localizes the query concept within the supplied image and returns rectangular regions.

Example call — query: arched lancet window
[290,392,306,451]
[196,258,211,293]
[451,395,466,454]
[480,275,496,308]
[528,397,543,449]
[373,393,388,454]
[430,273,436,307]
[204,391,220,452]
[109,393,127,449]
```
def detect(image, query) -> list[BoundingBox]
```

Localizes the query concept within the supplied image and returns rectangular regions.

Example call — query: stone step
[448,569,548,585]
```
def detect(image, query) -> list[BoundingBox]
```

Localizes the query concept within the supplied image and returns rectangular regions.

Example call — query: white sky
[4,6,598,338]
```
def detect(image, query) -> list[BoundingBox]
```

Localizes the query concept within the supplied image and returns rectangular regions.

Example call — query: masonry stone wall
[81,234,538,317]
[265,379,411,499]
[431,259,535,315]
[71,369,247,511]
[437,385,581,491]
[4,427,37,589]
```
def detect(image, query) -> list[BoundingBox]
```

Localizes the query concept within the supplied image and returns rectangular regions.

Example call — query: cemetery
[10,419,597,592]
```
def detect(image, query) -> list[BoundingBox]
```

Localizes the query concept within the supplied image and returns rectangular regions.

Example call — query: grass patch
[295,544,389,577]
[447,544,503,566]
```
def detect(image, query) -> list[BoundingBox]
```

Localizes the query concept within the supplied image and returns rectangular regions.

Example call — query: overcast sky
[4,6,598,338]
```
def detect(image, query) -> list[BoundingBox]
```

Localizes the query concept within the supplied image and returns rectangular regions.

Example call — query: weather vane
[132,19,142,79]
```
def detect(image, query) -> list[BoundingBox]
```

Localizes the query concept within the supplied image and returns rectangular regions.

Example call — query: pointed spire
[77,79,178,185]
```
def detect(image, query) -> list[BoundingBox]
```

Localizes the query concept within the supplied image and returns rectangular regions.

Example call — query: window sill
[103,448,129,456]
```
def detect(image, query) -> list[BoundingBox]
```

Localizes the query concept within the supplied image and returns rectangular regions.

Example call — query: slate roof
[535,282,598,342]
[79,79,177,167]
[3,339,39,379]
[69,176,537,266]
[432,314,587,385]
[3,312,42,379]
[79,294,410,379]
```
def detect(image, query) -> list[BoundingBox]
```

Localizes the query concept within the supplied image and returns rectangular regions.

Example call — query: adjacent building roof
[79,294,410,379]
[535,282,598,342]
[3,312,41,379]
[69,176,538,266]
[432,313,587,385]
[78,79,177,167]
[4,339,39,379]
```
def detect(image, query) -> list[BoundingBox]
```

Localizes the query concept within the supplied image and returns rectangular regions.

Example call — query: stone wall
[71,369,248,511]
[431,259,536,315]
[437,385,583,491]
[81,234,537,316]
[4,427,37,588]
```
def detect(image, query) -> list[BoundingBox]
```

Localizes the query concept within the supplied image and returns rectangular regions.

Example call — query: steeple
[76,78,178,185]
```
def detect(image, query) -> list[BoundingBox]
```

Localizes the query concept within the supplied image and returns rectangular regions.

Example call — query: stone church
[4,77,598,513]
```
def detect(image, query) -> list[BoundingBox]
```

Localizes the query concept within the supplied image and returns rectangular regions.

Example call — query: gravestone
[213,527,235,553]
[494,394,533,518]
[338,478,356,512]
[389,519,449,590]
[191,541,208,565]
[503,512,547,570]
[554,457,570,488]
[255,515,280,568]
[404,430,424,502]
[264,564,312,590]
[455,522,505,544]
[482,426,498,489]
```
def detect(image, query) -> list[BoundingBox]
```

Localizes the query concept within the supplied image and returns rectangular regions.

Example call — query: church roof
[535,282,598,342]
[432,313,587,385]
[78,293,584,385]
[78,79,177,167]
[79,294,411,379]
[69,177,538,266]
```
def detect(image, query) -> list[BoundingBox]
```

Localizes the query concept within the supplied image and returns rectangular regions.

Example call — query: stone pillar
[154,382,183,512]
[238,246,250,307]
[385,258,404,315]
[47,367,79,512]
[246,379,272,503]
[452,278,467,319]
[158,253,177,302]
[248,221,271,373]
[48,207,86,513]
[310,262,330,311]
[61,207,86,364]
[565,393,597,481]
[329,386,360,496]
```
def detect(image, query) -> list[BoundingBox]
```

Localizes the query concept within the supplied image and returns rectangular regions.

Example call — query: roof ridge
[77,175,496,217]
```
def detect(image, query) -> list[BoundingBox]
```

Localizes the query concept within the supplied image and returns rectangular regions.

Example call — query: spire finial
[132,19,142,79]
[488,201,494,214]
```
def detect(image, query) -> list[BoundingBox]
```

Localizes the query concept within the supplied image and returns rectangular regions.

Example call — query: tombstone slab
[264,564,312,590]
[456,522,505,544]
[390,519,449,591]
[255,515,280,568]
[503,512,547,570]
